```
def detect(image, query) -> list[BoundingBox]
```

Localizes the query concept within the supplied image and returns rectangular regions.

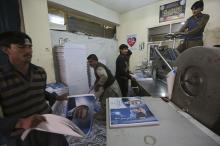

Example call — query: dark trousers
[177,39,203,53]
[7,130,68,146]
[0,134,6,145]
[117,78,128,97]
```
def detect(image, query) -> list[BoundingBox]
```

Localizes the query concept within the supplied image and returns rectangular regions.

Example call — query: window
[48,3,116,39]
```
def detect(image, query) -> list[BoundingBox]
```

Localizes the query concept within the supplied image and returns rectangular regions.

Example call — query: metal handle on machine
[154,47,173,71]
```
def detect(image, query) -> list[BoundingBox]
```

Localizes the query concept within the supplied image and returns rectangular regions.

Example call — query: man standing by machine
[87,54,121,120]
[115,44,132,97]
[177,0,209,53]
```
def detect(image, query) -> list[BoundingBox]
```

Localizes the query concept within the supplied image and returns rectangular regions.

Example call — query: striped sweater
[0,63,51,118]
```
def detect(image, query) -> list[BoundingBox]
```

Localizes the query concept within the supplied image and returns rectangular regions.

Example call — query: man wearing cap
[0,31,68,146]
[177,0,209,53]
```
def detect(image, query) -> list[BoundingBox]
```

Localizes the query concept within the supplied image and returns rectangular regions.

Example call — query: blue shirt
[180,13,210,41]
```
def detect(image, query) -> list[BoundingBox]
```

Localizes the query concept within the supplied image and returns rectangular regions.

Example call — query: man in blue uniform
[177,0,209,53]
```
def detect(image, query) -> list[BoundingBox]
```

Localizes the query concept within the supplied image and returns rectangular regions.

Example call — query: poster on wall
[159,0,186,22]
[127,34,137,49]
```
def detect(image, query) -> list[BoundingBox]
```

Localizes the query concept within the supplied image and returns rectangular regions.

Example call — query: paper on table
[21,114,85,140]
[166,68,177,100]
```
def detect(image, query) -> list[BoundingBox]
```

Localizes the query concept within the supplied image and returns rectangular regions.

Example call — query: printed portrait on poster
[159,0,186,22]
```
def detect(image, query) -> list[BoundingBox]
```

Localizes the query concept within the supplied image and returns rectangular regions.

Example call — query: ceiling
[91,0,161,14]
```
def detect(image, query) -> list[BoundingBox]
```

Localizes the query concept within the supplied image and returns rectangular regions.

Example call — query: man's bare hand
[16,115,46,129]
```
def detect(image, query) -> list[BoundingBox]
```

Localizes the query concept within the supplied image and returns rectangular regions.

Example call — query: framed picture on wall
[159,0,186,22]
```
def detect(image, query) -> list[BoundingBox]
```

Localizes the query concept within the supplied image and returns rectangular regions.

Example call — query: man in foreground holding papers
[0,31,69,146]
[87,54,122,121]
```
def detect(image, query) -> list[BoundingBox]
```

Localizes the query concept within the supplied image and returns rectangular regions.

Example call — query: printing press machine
[131,46,220,138]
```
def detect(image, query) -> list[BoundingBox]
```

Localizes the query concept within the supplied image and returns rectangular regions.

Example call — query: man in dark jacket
[115,44,131,97]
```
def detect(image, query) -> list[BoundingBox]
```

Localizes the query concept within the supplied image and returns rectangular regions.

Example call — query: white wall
[49,0,120,25]
[203,0,220,46]
[50,30,118,74]
[117,0,220,72]
[21,0,55,83]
